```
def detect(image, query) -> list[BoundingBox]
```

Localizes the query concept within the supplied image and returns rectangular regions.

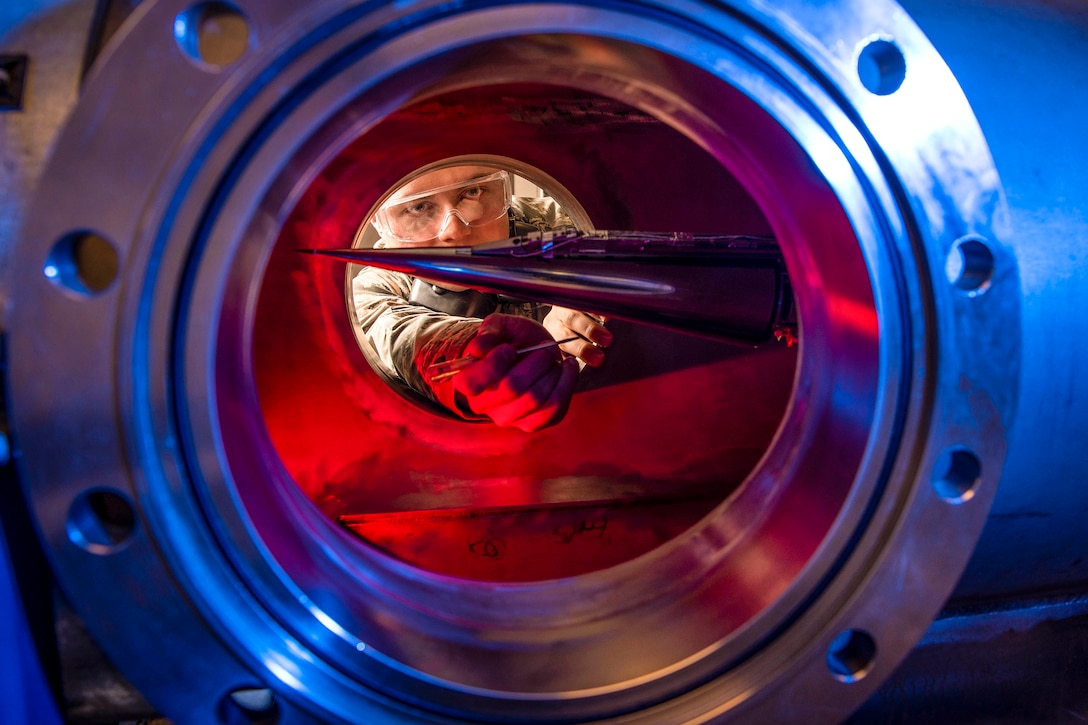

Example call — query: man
[352,164,612,432]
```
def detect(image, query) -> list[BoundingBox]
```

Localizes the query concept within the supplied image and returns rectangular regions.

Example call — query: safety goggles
[372,170,512,243]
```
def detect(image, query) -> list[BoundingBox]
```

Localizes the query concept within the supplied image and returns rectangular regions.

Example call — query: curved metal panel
[3,0,1060,722]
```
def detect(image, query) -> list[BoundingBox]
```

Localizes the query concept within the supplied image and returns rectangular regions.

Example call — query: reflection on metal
[311,230,793,342]
[340,482,722,580]
[3,0,1087,723]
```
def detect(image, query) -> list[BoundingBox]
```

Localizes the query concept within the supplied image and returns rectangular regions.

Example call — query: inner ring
[186,23,889,713]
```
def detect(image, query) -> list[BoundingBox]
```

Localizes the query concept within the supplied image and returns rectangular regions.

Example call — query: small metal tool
[428,336,580,382]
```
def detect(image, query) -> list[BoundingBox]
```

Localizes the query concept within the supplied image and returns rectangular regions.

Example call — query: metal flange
[9,0,1016,722]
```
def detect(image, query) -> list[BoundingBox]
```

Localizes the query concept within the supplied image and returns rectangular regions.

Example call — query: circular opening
[946,236,995,294]
[253,84,799,582]
[346,158,606,419]
[933,446,982,503]
[44,231,119,295]
[857,38,907,96]
[66,489,136,554]
[201,28,881,703]
[218,687,279,725]
[826,629,877,683]
[174,2,251,68]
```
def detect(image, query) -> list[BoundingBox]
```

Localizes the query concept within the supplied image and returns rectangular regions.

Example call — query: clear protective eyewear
[373,170,512,243]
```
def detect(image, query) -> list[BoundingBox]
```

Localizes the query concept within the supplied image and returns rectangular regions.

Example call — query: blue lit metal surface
[899,0,1088,602]
[0,515,62,725]
[3,0,1085,723]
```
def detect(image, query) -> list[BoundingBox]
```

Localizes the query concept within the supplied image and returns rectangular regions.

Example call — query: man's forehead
[391,166,498,199]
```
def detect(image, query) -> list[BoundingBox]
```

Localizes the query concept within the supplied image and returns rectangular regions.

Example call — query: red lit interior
[252,84,797,581]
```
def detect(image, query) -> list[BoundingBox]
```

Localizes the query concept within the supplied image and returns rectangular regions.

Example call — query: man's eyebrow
[391,171,498,200]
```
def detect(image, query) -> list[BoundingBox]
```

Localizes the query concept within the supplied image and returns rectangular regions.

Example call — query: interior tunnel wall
[253,82,795,580]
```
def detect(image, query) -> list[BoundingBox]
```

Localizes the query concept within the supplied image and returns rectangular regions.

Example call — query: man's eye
[402,200,435,217]
[461,185,485,200]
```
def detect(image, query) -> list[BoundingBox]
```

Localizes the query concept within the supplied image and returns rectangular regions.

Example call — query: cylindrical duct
[4,0,1082,722]
[898,0,1088,602]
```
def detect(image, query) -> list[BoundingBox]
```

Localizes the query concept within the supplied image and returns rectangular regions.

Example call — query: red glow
[252,85,796,581]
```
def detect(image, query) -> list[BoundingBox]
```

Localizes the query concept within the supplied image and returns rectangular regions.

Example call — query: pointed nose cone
[305,231,793,343]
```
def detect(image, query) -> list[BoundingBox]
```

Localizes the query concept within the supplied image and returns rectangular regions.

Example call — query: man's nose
[436,208,471,243]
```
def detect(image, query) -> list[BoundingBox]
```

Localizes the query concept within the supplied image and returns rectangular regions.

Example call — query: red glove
[451,314,580,432]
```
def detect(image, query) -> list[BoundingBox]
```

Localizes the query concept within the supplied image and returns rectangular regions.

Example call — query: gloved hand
[451,313,580,432]
[542,306,612,367]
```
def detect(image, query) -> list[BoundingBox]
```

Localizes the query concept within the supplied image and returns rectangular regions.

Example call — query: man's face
[376,165,511,248]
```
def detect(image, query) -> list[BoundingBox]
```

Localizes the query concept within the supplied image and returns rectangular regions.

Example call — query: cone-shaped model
[303,230,794,343]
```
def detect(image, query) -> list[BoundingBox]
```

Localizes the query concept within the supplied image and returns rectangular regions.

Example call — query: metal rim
[9,0,1017,722]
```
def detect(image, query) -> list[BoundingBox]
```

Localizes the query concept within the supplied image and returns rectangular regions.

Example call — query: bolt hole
[857,38,906,96]
[45,231,119,295]
[66,489,136,554]
[175,2,251,68]
[933,447,982,504]
[946,237,995,295]
[218,687,280,725]
[827,629,877,683]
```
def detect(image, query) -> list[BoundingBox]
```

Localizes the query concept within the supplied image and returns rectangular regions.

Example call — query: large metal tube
[897,0,1088,602]
[2,0,1083,722]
